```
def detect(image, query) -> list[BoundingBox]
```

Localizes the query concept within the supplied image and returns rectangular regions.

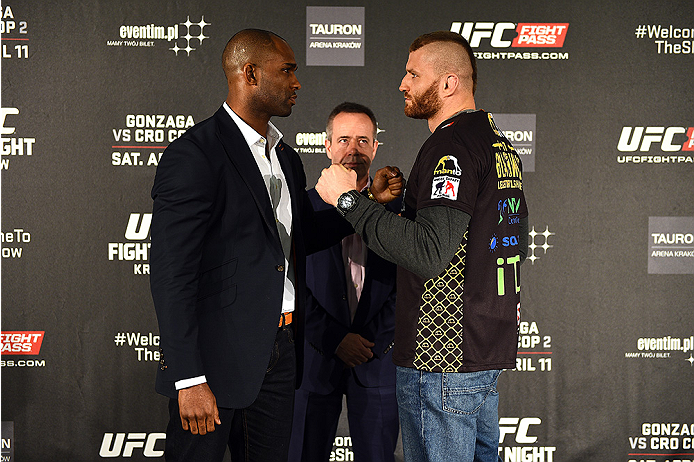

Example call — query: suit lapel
[213,107,282,253]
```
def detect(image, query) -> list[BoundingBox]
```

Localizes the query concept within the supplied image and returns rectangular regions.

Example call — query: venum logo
[108,214,151,275]
[99,433,165,458]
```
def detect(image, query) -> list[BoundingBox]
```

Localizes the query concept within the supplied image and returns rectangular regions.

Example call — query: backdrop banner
[2,1,692,461]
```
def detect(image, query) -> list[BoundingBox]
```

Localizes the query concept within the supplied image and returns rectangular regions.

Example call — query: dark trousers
[165,325,296,462]
[289,368,399,462]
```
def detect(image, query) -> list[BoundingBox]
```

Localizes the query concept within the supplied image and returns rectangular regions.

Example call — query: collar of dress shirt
[223,102,283,152]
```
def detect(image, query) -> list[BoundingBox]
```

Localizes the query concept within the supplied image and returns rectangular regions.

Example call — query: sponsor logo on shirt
[431,176,459,201]
[431,155,461,200]
[433,155,461,176]
[498,197,522,225]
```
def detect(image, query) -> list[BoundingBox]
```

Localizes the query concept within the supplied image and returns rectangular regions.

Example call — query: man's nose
[399,75,408,92]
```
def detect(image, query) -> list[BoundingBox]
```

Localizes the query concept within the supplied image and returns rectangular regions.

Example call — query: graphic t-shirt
[393,110,528,372]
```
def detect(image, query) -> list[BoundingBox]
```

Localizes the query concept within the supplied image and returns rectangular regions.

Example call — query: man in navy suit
[151,30,351,462]
[289,103,400,462]
[151,31,402,462]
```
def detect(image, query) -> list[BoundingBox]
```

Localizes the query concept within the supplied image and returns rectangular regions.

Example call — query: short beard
[404,80,442,120]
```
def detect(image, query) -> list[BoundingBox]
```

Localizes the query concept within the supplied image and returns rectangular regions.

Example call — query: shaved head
[222,29,286,81]
[409,31,477,94]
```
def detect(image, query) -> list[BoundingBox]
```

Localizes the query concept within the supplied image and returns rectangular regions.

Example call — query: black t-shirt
[393,110,528,372]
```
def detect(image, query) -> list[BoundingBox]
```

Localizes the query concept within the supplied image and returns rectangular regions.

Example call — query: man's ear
[325,140,333,161]
[442,74,459,95]
[243,63,258,85]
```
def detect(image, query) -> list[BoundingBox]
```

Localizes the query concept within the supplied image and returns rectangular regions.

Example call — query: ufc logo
[499,417,541,444]
[0,107,19,135]
[125,213,152,240]
[99,433,165,458]
[617,127,694,152]
[451,22,516,47]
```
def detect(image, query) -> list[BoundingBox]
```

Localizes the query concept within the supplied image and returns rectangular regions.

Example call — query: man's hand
[178,382,221,435]
[316,164,357,206]
[335,333,375,367]
[371,166,404,204]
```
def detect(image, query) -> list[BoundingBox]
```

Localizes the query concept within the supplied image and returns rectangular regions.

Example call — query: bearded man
[316,31,529,462]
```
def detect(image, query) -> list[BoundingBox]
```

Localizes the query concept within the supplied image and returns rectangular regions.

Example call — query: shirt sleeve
[175,375,207,390]
[343,197,470,280]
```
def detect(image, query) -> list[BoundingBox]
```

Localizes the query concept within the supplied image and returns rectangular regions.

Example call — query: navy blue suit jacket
[300,188,399,393]
[150,107,349,408]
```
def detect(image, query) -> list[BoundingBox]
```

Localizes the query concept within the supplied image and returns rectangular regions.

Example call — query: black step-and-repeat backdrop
[2,1,693,461]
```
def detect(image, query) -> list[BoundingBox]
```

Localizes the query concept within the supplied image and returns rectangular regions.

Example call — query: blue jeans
[396,367,502,462]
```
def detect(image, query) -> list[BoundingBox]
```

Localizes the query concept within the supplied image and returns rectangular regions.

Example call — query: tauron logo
[450,22,569,48]
[306,6,365,66]
[648,217,694,274]
[492,113,536,172]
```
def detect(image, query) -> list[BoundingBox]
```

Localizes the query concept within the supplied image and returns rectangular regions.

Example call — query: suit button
[276,265,284,272]
[342,294,347,300]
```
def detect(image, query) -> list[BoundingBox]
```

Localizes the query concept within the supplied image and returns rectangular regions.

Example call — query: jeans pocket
[441,371,500,415]
[266,340,279,373]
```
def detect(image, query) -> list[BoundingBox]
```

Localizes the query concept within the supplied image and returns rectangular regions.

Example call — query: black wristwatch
[336,190,360,216]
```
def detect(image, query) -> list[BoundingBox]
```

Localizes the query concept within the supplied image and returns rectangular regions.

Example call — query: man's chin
[404,107,427,119]
[275,107,293,118]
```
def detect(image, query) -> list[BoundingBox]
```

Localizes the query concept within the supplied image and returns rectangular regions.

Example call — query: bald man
[316,32,529,461]
[150,29,399,462]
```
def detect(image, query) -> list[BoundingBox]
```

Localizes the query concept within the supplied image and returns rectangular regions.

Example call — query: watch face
[339,194,354,209]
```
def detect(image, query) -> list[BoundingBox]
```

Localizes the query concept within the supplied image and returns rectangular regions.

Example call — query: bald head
[409,31,477,95]
[222,29,286,82]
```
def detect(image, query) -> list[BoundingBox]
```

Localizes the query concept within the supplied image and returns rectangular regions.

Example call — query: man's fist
[316,164,358,206]
[371,166,404,204]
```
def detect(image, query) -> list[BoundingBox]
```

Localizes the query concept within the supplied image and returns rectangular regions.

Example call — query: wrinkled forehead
[332,112,376,139]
